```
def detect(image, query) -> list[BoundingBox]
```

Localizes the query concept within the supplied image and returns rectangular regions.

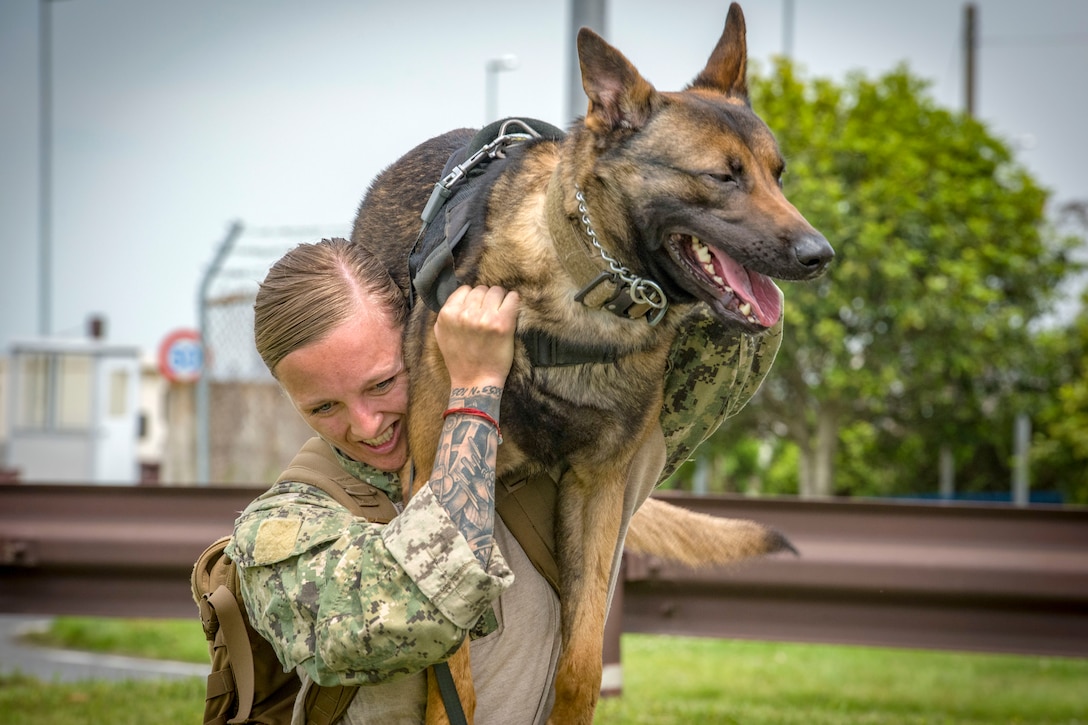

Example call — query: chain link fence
[198,222,348,485]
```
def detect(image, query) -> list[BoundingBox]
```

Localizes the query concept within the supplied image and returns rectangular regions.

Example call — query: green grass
[0,672,205,725]
[594,636,1088,724]
[5,619,1087,723]
[22,617,209,664]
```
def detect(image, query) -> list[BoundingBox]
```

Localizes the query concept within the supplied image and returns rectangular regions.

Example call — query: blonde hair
[254,238,407,375]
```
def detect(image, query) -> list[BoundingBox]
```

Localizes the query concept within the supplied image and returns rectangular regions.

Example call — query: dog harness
[409,117,669,367]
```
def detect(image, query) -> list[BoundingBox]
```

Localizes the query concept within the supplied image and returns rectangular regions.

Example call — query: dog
[353,4,832,723]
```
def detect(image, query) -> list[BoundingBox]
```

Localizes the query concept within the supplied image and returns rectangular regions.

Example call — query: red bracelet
[443,407,503,444]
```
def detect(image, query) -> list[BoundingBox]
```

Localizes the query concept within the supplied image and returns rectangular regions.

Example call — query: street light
[38,0,69,339]
[485,54,519,124]
[39,0,55,338]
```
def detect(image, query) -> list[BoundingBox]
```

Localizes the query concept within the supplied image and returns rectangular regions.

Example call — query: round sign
[158,329,204,383]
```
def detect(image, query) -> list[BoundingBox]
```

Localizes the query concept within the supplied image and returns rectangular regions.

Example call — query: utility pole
[964,2,977,117]
[782,0,795,58]
[39,0,55,337]
[567,0,606,123]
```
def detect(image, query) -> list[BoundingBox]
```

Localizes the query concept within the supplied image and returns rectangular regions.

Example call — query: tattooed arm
[430,384,504,565]
[429,285,520,567]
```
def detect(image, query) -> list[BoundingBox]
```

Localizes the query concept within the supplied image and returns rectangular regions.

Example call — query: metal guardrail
[1,484,1086,658]
[621,492,1088,658]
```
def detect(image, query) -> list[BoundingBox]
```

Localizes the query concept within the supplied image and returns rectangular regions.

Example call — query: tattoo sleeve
[429,386,503,566]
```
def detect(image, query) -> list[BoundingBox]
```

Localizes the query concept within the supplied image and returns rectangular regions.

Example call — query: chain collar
[573,186,669,326]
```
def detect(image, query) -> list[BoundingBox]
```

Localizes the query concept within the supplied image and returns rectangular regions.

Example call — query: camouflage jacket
[226,308,781,687]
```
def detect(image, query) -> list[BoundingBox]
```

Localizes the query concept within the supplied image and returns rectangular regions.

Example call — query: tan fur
[626,497,796,568]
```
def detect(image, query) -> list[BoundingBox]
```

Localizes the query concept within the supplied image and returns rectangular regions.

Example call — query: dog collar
[561,186,669,327]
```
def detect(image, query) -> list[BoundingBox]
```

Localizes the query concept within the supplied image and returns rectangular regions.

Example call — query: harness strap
[520,329,618,368]
[207,584,256,725]
[434,661,469,725]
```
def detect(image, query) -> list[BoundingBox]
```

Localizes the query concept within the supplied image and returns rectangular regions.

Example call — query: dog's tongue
[714,249,782,327]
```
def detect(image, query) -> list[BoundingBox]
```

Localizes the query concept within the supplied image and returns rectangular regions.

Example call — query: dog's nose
[794,232,834,275]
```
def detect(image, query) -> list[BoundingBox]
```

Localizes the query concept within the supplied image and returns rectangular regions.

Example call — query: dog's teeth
[747,314,758,323]
[694,244,712,264]
[712,274,725,286]
[723,285,733,295]
[703,263,716,276]
[739,302,752,317]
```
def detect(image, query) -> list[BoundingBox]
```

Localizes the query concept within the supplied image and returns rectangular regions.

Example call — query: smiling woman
[223,236,548,724]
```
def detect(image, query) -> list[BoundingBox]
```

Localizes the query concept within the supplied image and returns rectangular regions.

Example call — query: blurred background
[0,0,1085,502]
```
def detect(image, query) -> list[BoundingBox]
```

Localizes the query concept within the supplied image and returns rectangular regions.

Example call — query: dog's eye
[707,172,738,186]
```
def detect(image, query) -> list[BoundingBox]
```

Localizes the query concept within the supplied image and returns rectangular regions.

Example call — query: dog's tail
[625,496,797,567]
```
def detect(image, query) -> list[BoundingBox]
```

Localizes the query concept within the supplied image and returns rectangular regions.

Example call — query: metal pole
[38,0,53,338]
[782,0,795,58]
[964,3,977,117]
[1012,412,1031,507]
[567,0,606,123]
[938,444,955,499]
[196,220,243,485]
[484,55,518,124]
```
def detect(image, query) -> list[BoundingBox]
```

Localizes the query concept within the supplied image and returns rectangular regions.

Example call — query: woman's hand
[434,285,520,390]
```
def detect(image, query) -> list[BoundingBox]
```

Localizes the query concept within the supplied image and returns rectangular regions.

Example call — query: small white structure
[5,338,141,484]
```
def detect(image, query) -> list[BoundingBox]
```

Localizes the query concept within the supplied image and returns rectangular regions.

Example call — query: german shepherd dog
[354,4,832,722]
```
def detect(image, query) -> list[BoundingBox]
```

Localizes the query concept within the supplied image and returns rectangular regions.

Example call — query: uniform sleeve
[658,306,783,481]
[225,482,513,687]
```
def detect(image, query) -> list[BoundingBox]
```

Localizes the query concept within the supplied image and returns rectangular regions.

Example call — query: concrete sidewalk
[0,615,208,682]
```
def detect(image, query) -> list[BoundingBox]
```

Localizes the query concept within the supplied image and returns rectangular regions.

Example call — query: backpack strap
[207,583,257,724]
[495,469,561,595]
[278,437,398,524]
[304,682,360,725]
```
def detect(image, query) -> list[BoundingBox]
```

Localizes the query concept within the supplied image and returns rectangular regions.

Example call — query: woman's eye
[374,376,397,393]
[310,402,333,415]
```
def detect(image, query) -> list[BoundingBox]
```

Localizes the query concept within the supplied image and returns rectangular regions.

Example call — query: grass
[21,616,209,664]
[594,636,1088,724]
[0,672,205,725]
[4,619,1086,723]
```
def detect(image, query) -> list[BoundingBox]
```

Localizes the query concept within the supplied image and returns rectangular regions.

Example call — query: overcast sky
[1,0,1086,357]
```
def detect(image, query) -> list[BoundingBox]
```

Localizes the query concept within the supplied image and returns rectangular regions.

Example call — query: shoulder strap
[208,583,257,724]
[278,437,398,524]
[495,469,561,595]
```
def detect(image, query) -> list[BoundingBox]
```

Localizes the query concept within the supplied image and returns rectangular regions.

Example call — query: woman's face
[275,308,409,472]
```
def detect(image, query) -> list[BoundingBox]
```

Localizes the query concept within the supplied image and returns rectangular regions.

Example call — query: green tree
[700,60,1077,498]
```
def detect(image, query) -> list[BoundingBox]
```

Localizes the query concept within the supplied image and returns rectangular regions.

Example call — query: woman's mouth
[360,422,398,452]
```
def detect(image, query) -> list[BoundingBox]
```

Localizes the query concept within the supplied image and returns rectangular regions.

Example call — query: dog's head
[571,2,833,333]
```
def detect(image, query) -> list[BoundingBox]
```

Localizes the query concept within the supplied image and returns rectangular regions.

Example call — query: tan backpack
[192,437,560,725]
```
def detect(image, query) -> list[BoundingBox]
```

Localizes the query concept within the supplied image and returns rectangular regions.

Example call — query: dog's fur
[353,4,832,723]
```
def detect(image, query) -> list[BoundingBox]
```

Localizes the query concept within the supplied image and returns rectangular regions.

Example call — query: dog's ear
[577,27,660,135]
[689,2,749,104]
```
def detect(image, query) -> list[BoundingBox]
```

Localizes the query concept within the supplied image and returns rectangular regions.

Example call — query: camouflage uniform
[226,308,781,715]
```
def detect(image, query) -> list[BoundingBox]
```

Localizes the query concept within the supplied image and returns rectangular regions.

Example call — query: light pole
[39,0,55,337]
[485,54,519,124]
[566,0,605,123]
[38,0,70,338]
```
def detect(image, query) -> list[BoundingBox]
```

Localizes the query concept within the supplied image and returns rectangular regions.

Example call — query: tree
[699,60,1077,498]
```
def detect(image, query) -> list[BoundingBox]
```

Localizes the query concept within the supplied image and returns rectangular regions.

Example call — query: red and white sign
[158,329,204,383]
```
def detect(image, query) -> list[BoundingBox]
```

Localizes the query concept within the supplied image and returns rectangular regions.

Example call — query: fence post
[196,220,243,484]
[600,554,625,699]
